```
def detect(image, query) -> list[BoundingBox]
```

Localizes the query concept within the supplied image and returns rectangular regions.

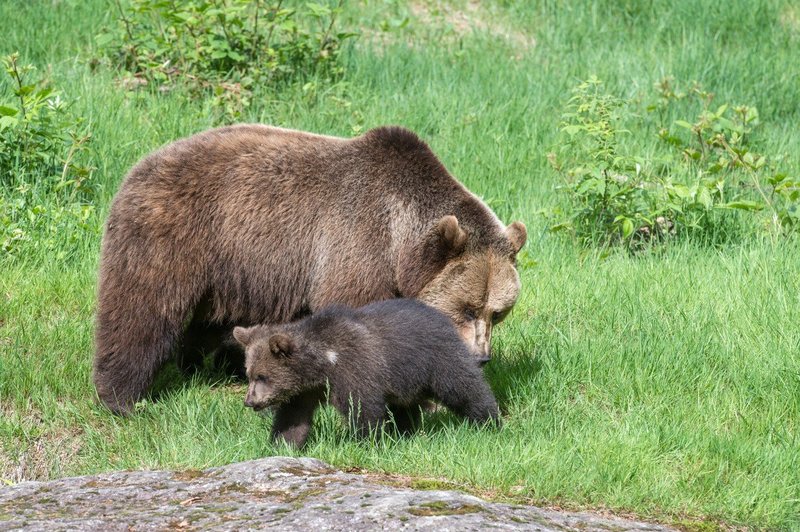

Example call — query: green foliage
[0,53,97,258]
[0,54,93,193]
[96,0,357,118]
[552,77,798,248]
[654,79,800,233]
[551,77,701,248]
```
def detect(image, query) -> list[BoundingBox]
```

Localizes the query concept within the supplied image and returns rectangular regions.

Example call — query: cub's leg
[432,368,501,427]
[270,390,321,448]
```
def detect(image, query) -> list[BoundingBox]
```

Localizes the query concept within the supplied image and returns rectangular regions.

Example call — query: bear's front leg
[434,372,502,428]
[270,390,320,448]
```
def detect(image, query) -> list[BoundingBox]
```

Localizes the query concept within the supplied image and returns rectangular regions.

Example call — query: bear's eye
[256,374,268,383]
[463,308,477,321]
[491,310,506,324]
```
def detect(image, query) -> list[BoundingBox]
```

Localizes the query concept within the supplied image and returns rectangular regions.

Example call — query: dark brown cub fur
[235,299,501,448]
[94,124,525,414]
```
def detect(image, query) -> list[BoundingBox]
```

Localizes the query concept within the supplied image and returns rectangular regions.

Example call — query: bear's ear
[506,221,527,254]
[396,215,468,297]
[233,326,255,346]
[436,215,468,253]
[268,334,295,358]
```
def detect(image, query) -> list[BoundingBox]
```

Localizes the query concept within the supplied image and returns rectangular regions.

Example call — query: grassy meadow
[1,0,799,529]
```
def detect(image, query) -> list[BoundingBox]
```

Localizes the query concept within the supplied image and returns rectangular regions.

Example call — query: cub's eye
[256,375,268,383]
[463,308,477,321]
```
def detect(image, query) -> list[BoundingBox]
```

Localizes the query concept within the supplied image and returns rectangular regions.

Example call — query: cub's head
[397,215,527,363]
[233,326,306,411]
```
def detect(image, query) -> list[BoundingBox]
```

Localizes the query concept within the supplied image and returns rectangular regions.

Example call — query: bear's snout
[244,396,266,411]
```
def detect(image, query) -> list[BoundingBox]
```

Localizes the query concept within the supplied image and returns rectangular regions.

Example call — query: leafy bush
[550,77,706,248]
[0,54,98,259]
[550,76,798,248]
[654,79,800,233]
[1,55,93,193]
[96,0,357,117]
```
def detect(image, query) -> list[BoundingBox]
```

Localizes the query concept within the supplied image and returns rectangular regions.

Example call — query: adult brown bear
[94,125,526,414]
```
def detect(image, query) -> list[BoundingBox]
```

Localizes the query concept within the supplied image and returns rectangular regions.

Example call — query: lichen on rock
[0,456,675,531]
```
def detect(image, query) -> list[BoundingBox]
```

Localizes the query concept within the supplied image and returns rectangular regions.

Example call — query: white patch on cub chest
[325,350,339,364]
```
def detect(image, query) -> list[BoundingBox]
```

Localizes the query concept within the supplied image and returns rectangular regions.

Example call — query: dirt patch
[5,431,83,483]
[410,0,536,50]
[781,5,799,34]
[0,402,83,483]
[360,0,535,56]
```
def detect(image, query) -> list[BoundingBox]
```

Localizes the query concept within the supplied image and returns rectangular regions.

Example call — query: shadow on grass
[485,347,544,413]
[146,350,246,405]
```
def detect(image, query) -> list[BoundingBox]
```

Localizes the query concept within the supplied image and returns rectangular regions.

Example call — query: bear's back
[117,124,458,198]
[109,123,505,260]
[356,299,473,387]
[301,300,473,408]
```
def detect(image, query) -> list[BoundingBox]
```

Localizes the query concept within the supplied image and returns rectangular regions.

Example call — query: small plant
[551,76,799,248]
[655,79,800,233]
[551,77,696,248]
[0,54,97,259]
[1,54,93,194]
[95,0,357,116]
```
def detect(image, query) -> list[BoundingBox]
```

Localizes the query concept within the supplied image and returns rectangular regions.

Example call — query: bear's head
[233,326,314,411]
[397,215,527,363]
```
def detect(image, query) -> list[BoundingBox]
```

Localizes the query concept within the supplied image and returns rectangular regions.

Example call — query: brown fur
[94,124,526,414]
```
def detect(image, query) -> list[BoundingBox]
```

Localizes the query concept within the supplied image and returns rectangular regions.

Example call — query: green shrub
[0,54,98,259]
[0,55,93,193]
[654,79,800,233]
[550,76,712,248]
[550,77,798,248]
[95,0,357,118]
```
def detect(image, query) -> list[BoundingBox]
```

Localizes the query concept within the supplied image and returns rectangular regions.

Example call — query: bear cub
[233,299,500,448]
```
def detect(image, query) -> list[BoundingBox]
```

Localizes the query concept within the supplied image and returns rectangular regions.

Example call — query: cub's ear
[268,334,295,358]
[506,221,527,254]
[396,215,468,297]
[233,326,255,346]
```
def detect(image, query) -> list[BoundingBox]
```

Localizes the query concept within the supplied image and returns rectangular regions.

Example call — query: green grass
[2,0,799,528]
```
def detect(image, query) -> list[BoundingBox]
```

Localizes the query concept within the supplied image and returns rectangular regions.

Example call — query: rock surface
[0,457,675,531]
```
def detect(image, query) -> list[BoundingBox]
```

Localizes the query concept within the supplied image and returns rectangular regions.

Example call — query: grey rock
[0,456,675,531]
